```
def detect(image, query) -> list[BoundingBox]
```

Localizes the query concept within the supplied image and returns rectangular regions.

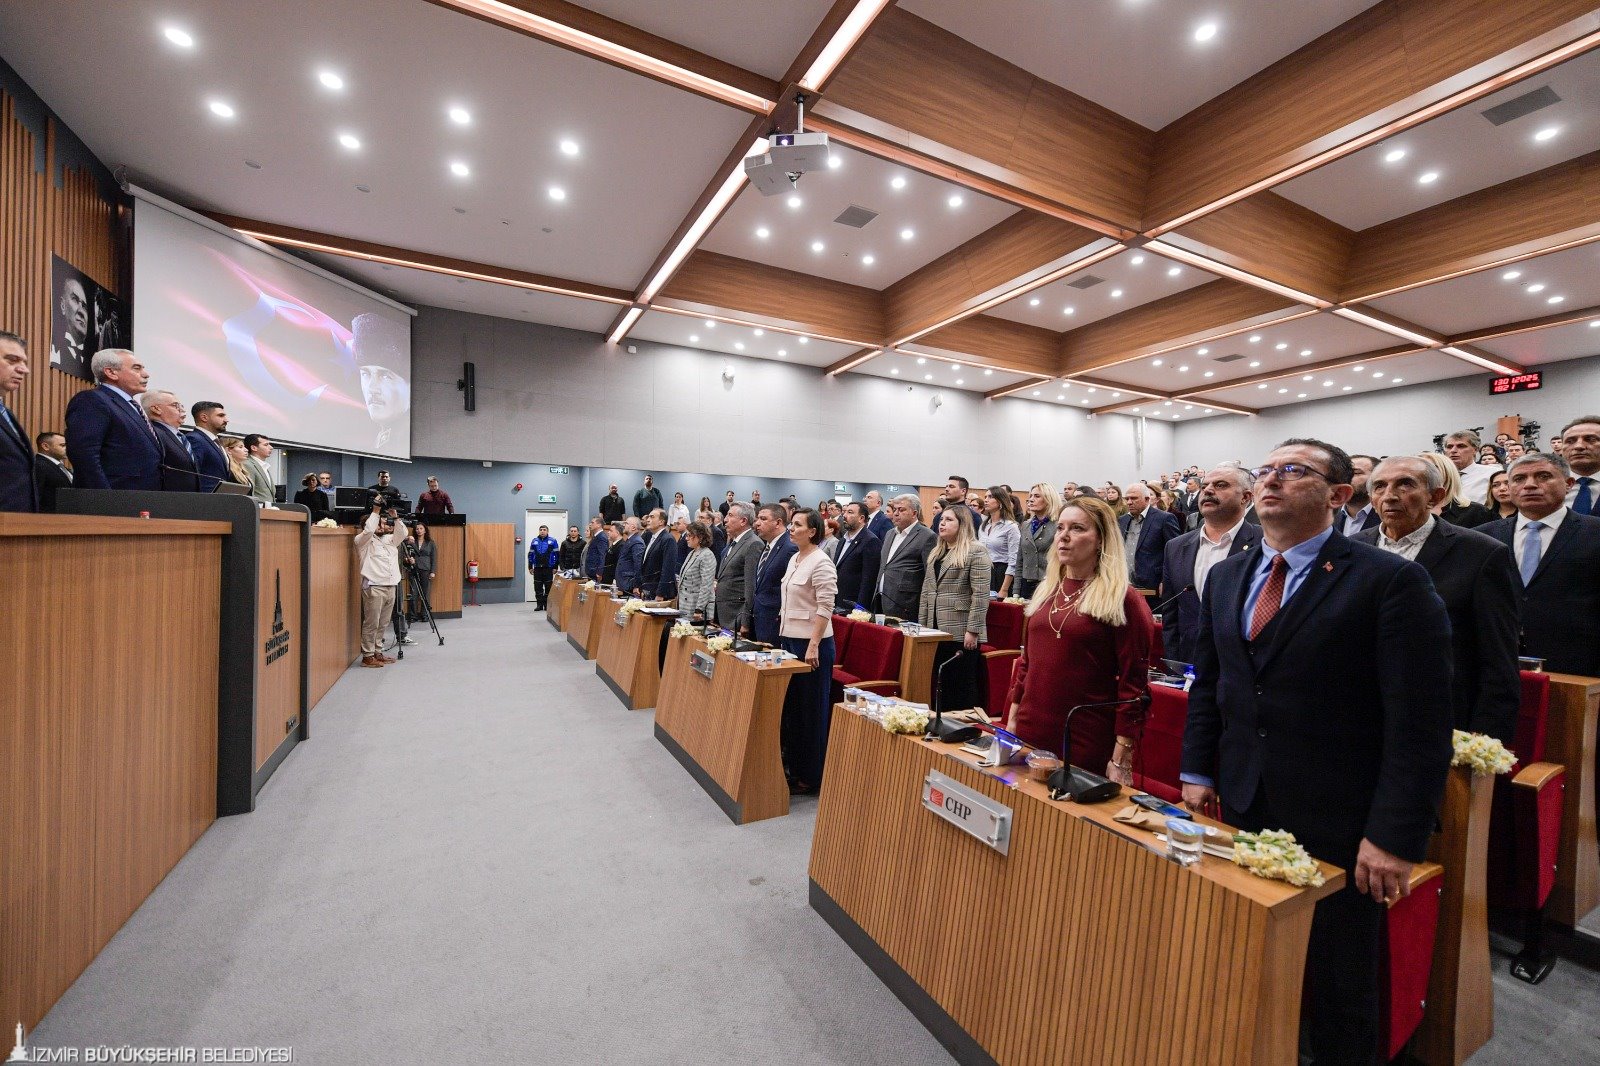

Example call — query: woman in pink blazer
[779,508,839,794]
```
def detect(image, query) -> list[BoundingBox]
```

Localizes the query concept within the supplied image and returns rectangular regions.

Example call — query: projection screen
[132,192,415,459]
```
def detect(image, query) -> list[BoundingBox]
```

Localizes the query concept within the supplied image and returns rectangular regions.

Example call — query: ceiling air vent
[1067,274,1106,290]
[834,205,878,229]
[1480,85,1560,126]
[1212,353,1246,363]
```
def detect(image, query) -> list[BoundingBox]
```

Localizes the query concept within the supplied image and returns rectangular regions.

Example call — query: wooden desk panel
[810,709,1341,1066]
[1545,673,1600,926]
[549,574,579,631]
[0,515,222,1032]
[431,524,465,617]
[595,608,674,710]
[1416,766,1494,1066]
[255,512,306,772]
[654,635,811,824]
[308,527,360,710]
[565,587,607,659]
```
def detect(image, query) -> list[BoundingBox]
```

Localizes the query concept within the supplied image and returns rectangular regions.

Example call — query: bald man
[1118,481,1181,590]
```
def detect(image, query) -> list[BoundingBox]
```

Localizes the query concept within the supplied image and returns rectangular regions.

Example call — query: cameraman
[356,494,407,668]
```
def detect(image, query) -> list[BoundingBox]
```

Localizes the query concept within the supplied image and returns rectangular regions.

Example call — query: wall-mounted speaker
[457,361,476,411]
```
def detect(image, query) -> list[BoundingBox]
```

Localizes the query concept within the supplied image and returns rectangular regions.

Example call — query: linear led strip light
[606,306,645,345]
[798,0,897,92]
[1143,239,1332,308]
[439,0,773,114]
[826,348,882,375]
[636,142,761,307]
[1330,307,1443,348]
[1440,346,1525,376]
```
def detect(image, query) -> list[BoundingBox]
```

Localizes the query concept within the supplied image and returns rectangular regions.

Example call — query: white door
[523,509,570,601]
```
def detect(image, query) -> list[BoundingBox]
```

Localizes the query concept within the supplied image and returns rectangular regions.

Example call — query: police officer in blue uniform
[527,525,560,610]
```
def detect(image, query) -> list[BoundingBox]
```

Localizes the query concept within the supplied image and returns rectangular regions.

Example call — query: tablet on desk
[212,482,250,496]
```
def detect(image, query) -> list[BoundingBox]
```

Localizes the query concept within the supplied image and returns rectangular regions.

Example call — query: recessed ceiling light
[735,342,745,351]
[1062,306,1076,315]
[890,175,906,190]
[1548,295,1565,304]
[1391,377,1404,383]
[1342,385,1353,391]
[449,160,469,177]
[787,195,802,209]
[900,228,915,240]
[163,25,195,48]
[1383,148,1406,163]
[1197,347,1209,355]
[1203,370,1214,378]
[1297,393,1307,399]
[1056,393,1065,400]
[947,194,963,208]
[827,155,842,169]
[1248,360,1260,368]
[1081,398,1090,405]
[1131,255,1144,265]
[1177,365,1189,372]
[547,186,566,201]
[1185,405,1194,410]
[1417,171,1440,185]
[1112,392,1121,398]
[207,100,236,119]
[1302,374,1313,381]
[1275,342,1288,350]
[1029,297,1041,307]
[1110,289,1124,298]
[924,374,933,381]
[1323,380,1334,387]
[1501,270,1523,281]
[1526,283,1545,293]
[1087,387,1098,394]
[448,106,471,126]
[753,329,764,336]
[1032,390,1040,396]
[1590,320,1600,328]
[1167,267,1181,277]
[689,335,699,343]
[890,368,899,375]
[916,357,926,365]
[559,139,580,157]
[777,348,787,357]
[1372,371,1384,378]
[1194,22,1219,43]
[1163,400,1172,406]
[811,240,825,253]
[1352,365,1364,372]
[1203,408,1213,414]
[318,71,345,91]
[1258,384,1268,389]
[1534,126,1561,143]
[1152,358,1164,367]
[704,320,715,328]
[798,337,807,344]
[955,379,964,385]
[862,255,875,265]
[984,368,993,375]
[337,133,361,150]
[755,226,770,239]
[1278,388,1289,394]
[952,363,962,370]
[1300,349,1312,357]
[1248,335,1260,343]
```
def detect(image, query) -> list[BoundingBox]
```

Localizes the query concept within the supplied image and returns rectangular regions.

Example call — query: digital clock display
[1490,372,1542,395]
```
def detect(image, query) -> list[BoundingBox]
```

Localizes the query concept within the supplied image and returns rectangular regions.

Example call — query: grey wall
[1171,353,1600,468]
[409,306,1178,487]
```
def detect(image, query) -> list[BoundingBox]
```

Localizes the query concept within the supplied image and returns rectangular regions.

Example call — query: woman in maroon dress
[1004,495,1154,784]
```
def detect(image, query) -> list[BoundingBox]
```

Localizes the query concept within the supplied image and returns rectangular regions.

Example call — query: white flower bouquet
[847,609,872,621]
[1231,829,1325,888]
[314,517,339,528]
[879,702,930,735]
[669,621,697,639]
[618,598,645,616]
[1451,729,1515,775]
[705,634,734,654]
[1003,595,1029,605]
[583,580,597,590]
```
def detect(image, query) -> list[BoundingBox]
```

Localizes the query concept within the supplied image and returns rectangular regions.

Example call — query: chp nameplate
[615,610,629,627]
[923,770,1012,854]
[690,650,716,679]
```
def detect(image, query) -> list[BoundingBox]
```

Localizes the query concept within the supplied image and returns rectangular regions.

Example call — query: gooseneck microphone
[1047,697,1148,803]
[926,646,984,743]
[1149,584,1194,617]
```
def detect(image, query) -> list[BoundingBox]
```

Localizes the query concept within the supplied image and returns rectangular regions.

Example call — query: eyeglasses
[1250,463,1332,483]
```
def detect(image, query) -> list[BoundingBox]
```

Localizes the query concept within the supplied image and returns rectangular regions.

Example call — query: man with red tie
[1181,438,1453,1065]
[63,348,162,491]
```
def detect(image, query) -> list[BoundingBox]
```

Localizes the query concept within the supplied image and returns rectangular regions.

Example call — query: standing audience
[64,348,161,491]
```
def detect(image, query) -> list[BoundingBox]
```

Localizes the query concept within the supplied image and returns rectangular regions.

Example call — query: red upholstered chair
[982,600,1025,652]
[981,649,1020,719]
[1150,620,1166,670]
[831,615,855,665]
[831,620,905,705]
[1487,670,1567,983]
[1131,685,1187,804]
[1381,864,1446,1062]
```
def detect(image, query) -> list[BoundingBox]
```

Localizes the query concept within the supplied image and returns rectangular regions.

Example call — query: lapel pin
[1323,561,1334,572]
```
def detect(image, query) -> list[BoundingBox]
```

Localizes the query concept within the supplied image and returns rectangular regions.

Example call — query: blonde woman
[918,503,993,711]
[1419,451,1496,529]
[1004,496,1154,783]
[218,436,251,486]
[1014,482,1062,600]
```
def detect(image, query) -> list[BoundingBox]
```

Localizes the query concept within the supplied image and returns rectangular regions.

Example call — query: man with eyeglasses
[1180,438,1453,1065]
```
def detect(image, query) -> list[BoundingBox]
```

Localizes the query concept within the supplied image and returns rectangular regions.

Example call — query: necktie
[1520,521,1545,585]
[0,403,19,444]
[1248,555,1289,640]
[1575,478,1594,516]
[758,543,772,579]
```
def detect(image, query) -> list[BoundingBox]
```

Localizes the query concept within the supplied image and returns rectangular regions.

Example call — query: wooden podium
[548,573,580,631]
[565,587,611,659]
[898,627,949,705]
[307,525,360,711]
[810,708,1343,1066]
[595,605,675,709]
[654,634,812,824]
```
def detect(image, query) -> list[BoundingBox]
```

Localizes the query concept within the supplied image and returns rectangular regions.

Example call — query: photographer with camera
[356,493,407,668]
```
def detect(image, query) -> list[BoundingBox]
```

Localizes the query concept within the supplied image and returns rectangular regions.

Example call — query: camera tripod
[390,565,444,658]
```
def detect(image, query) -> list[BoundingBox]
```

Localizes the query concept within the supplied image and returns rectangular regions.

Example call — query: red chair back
[845,622,904,685]
[1139,686,1188,798]
[984,600,1025,650]
[1150,620,1166,670]
[1513,670,1551,768]
[832,615,855,662]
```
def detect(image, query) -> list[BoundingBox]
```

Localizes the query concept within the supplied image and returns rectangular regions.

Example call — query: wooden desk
[1,514,225,1032]
[654,634,812,824]
[1545,673,1600,926]
[810,708,1342,1066]
[307,526,360,712]
[549,573,579,631]
[565,586,609,659]
[898,628,950,706]
[595,606,675,710]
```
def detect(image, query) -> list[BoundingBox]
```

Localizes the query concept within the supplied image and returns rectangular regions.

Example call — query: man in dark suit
[141,389,201,492]
[1158,465,1262,665]
[614,517,645,596]
[874,493,936,621]
[64,348,161,491]
[1479,453,1600,678]
[0,330,38,513]
[1356,456,1521,741]
[1118,482,1181,590]
[1181,438,1453,1065]
[742,503,796,643]
[715,502,761,628]
[1336,454,1381,536]
[833,501,882,608]
[864,490,894,541]
[637,508,673,599]
[185,400,232,490]
[33,431,73,512]
[1172,476,1201,518]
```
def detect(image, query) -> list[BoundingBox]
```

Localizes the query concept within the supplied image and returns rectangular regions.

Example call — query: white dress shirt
[1340,504,1373,537]
[1376,516,1436,562]
[1513,507,1567,570]
[1457,461,1495,501]
[1192,517,1247,597]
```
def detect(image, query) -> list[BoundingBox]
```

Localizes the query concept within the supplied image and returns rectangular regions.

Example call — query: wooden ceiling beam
[1145,0,1600,232]
[815,8,1152,236]
[206,213,634,304]
[1341,148,1600,301]
[984,375,1055,400]
[654,250,885,346]
[1158,192,1355,305]
[913,314,1062,377]
[1058,280,1308,377]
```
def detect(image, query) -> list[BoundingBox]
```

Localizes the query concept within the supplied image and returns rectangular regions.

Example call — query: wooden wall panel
[1168,191,1355,301]
[308,528,361,709]
[466,522,516,579]
[1,514,222,1032]
[1,89,128,443]
[255,514,306,771]
[657,250,885,344]
[1059,280,1303,375]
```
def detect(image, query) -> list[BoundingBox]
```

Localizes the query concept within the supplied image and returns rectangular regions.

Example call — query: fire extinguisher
[467,559,480,607]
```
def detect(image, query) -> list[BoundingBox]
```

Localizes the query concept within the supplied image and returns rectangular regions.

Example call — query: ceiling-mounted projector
[745,93,831,196]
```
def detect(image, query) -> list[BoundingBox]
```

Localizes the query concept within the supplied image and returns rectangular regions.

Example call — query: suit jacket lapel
[1252,535,1353,674]
[1414,522,1455,571]
[1528,515,1578,587]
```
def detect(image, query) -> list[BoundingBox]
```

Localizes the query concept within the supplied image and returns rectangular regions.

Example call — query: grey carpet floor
[28,604,1600,1064]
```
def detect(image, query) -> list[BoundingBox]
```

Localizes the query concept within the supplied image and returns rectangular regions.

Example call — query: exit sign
[1490,371,1542,395]
[537,494,557,504]
[548,466,570,475]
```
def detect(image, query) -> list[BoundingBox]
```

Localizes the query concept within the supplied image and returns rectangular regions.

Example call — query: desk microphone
[1047,698,1147,803]
[1150,584,1193,617]
[927,646,984,743]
